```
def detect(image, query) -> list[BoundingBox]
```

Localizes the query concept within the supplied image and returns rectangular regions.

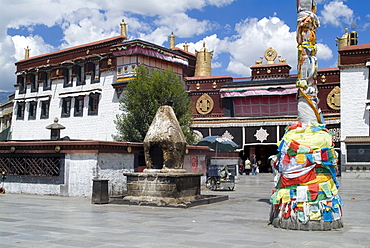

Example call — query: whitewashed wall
[5,152,135,197]
[11,71,121,141]
[340,66,370,163]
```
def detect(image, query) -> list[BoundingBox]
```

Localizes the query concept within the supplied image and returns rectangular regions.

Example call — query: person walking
[251,154,258,175]
[244,158,251,175]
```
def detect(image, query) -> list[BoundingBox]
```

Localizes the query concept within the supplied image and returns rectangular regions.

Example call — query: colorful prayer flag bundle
[269,122,343,230]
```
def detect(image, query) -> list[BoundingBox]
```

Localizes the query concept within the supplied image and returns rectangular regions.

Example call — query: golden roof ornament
[336,28,349,49]
[194,42,213,77]
[264,47,277,64]
[169,32,176,49]
[183,41,189,52]
[24,46,31,59]
[120,19,127,37]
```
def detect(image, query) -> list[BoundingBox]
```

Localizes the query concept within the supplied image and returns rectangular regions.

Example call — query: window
[91,62,100,84]
[74,96,84,117]
[18,75,26,94]
[88,93,100,115]
[63,67,73,88]
[30,73,38,93]
[28,101,37,120]
[43,71,52,90]
[40,100,50,119]
[61,97,72,118]
[75,64,85,86]
[16,102,25,120]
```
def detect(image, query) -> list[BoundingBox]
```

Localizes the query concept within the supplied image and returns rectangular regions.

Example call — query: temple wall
[11,71,120,141]
[340,67,369,165]
[340,67,369,139]
[2,142,210,197]
[5,152,135,197]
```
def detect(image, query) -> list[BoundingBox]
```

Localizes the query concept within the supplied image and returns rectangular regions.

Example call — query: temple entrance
[239,144,278,173]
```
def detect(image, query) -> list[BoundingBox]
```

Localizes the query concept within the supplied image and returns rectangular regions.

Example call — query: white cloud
[0,36,17,91]
[223,16,297,77]
[212,61,222,69]
[0,35,54,92]
[155,13,211,39]
[12,35,54,61]
[316,43,333,61]
[320,1,354,27]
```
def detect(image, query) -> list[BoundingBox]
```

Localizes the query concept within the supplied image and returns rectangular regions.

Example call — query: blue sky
[0,0,369,92]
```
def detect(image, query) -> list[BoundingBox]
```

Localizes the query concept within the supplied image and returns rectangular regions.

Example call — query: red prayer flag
[308,184,319,200]
[280,168,317,187]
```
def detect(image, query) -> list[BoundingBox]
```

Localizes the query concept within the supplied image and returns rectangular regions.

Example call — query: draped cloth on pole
[268,0,343,230]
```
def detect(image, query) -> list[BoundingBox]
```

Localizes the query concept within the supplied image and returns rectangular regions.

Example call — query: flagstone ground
[0,174,369,247]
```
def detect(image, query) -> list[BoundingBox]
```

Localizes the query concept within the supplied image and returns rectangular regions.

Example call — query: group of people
[241,154,259,175]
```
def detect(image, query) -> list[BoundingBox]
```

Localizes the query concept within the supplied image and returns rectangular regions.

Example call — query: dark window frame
[74,96,85,117]
[61,97,72,118]
[63,67,73,88]
[88,93,100,116]
[16,102,25,120]
[43,71,52,91]
[28,101,37,120]
[40,100,50,119]
[76,64,86,86]
[30,73,38,93]
[18,75,26,94]
[90,62,100,84]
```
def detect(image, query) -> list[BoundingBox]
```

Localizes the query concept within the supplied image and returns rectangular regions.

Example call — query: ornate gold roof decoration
[264,47,277,64]
[183,41,189,52]
[25,46,31,59]
[196,93,214,115]
[327,86,340,110]
[120,19,128,37]
[255,47,286,65]
[169,31,176,49]
[194,42,213,77]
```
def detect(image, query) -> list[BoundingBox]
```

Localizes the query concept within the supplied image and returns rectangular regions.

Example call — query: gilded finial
[194,42,213,76]
[24,46,31,59]
[120,19,127,37]
[183,41,189,52]
[169,31,176,49]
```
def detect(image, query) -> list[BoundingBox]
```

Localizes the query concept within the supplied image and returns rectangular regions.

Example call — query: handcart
[206,164,235,191]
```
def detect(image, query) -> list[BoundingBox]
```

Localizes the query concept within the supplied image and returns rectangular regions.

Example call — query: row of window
[16,93,100,120]
[17,62,100,94]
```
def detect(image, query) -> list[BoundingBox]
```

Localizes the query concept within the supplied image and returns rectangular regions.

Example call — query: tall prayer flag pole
[268,0,343,230]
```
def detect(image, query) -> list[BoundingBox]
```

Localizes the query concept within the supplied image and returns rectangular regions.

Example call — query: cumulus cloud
[11,35,54,61]
[0,34,54,91]
[154,13,211,38]
[316,43,333,61]
[223,16,297,77]
[320,1,354,27]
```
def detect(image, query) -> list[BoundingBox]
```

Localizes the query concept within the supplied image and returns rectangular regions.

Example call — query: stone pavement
[1,174,370,248]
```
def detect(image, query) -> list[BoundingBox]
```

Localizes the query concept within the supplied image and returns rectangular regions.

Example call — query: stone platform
[109,194,228,208]
[116,172,228,208]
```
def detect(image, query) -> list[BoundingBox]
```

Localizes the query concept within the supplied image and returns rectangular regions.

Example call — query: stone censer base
[110,171,228,208]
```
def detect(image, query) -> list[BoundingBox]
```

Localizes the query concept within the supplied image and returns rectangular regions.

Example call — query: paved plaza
[0,174,370,247]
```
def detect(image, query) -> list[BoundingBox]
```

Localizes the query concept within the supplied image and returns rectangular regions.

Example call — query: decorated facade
[188,46,341,173]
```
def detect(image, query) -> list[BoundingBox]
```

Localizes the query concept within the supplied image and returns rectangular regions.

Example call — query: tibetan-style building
[7,23,369,176]
[188,47,341,172]
[11,22,195,141]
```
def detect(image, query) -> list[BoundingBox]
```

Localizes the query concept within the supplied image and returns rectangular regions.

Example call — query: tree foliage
[113,65,194,144]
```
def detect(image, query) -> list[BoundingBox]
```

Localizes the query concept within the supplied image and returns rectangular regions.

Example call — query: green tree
[113,65,194,144]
